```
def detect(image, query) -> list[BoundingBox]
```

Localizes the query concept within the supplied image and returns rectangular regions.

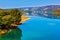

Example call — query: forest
[0,9,22,30]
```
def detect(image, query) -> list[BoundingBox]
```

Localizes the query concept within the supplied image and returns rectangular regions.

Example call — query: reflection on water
[0,28,22,40]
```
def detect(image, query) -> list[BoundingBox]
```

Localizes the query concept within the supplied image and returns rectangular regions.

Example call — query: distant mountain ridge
[20,5,60,10]
[19,5,60,19]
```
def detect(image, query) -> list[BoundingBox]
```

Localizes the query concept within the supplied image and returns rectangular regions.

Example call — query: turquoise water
[18,16,60,40]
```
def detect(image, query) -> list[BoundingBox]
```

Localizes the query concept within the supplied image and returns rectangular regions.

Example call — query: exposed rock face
[20,5,60,19]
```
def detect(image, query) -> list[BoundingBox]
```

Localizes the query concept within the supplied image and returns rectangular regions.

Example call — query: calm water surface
[18,16,60,40]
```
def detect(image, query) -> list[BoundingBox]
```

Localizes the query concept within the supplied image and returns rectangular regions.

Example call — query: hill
[19,5,60,19]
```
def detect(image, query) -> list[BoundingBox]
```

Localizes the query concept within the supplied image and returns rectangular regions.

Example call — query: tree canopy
[0,9,22,29]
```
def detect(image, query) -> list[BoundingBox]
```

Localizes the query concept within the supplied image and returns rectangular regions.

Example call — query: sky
[0,0,60,9]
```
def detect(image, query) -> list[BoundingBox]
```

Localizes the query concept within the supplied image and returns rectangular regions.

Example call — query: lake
[18,16,60,40]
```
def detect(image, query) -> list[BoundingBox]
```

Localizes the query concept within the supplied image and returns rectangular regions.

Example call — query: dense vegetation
[0,28,22,40]
[0,9,22,30]
[52,9,60,18]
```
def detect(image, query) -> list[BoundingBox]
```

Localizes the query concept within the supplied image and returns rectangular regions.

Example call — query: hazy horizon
[0,0,60,9]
